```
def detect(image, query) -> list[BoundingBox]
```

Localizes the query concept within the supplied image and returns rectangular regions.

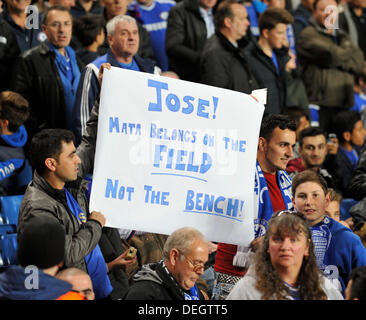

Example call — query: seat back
[0,225,17,267]
[15,159,33,191]
[0,195,24,226]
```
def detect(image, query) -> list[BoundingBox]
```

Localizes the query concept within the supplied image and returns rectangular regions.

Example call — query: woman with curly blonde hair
[227,211,343,300]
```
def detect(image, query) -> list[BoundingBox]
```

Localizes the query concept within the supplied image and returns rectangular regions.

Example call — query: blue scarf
[64,188,113,300]
[118,58,140,71]
[184,284,200,300]
[47,41,81,130]
[271,50,279,74]
[161,261,200,300]
[233,162,293,267]
[253,161,293,237]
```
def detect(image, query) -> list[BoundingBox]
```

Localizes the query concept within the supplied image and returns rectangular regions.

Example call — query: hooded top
[0,125,29,195]
[0,265,72,300]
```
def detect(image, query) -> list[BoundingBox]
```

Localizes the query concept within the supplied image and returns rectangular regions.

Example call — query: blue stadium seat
[15,159,33,190]
[0,194,23,226]
[0,224,17,267]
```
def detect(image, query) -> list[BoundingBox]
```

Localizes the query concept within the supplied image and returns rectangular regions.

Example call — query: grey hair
[106,14,136,36]
[163,227,209,260]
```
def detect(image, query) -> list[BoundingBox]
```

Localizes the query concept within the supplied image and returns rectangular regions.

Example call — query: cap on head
[18,216,65,269]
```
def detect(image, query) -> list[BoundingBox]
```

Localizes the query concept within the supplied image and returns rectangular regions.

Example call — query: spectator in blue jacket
[0,91,30,196]
[72,14,159,146]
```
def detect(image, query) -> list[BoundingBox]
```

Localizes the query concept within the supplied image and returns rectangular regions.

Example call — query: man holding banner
[72,14,160,146]
[87,58,266,300]
[212,114,297,300]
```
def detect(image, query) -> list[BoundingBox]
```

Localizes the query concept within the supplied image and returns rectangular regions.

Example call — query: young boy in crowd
[351,70,366,116]
[0,91,30,196]
[73,14,105,65]
[333,110,366,194]
[325,188,353,229]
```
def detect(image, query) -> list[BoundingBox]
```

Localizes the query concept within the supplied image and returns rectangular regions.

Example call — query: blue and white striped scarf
[233,162,293,267]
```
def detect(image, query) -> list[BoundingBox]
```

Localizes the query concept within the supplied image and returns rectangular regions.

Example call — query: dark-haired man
[333,110,366,195]
[200,0,260,94]
[212,114,296,299]
[286,126,340,191]
[11,5,84,141]
[17,93,113,299]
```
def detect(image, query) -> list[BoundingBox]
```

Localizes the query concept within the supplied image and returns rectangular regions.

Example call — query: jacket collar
[308,16,348,39]
[33,170,83,201]
[215,31,240,53]
[33,170,67,202]
[184,0,202,14]
[107,47,155,73]
[39,41,54,56]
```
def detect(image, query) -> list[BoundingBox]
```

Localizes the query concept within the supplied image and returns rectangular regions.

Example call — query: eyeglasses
[178,250,205,273]
[273,209,306,221]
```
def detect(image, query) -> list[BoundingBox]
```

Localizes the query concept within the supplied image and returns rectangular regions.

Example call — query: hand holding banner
[89,67,264,246]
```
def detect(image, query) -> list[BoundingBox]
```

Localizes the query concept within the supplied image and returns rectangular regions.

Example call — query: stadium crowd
[0,0,366,300]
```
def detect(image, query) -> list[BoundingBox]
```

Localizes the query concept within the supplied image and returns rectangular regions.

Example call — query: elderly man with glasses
[124,226,209,300]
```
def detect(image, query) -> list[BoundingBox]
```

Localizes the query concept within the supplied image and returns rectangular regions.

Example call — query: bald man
[57,268,95,300]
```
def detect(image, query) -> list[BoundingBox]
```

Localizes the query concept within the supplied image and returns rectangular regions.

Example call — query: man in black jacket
[200,0,260,94]
[11,5,84,143]
[165,0,217,83]
[0,19,20,92]
[245,7,293,115]
[124,227,209,300]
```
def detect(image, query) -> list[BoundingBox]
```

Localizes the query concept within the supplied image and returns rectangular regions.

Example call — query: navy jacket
[0,19,20,91]
[1,7,45,53]
[244,41,290,115]
[0,265,72,300]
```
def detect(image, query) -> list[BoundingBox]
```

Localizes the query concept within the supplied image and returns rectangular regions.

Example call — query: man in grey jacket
[296,0,364,134]
[17,87,113,299]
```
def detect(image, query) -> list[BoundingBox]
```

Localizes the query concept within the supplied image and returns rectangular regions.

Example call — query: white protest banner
[89,67,264,246]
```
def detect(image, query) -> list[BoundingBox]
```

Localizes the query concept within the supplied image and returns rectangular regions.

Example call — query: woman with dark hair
[227,211,343,300]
